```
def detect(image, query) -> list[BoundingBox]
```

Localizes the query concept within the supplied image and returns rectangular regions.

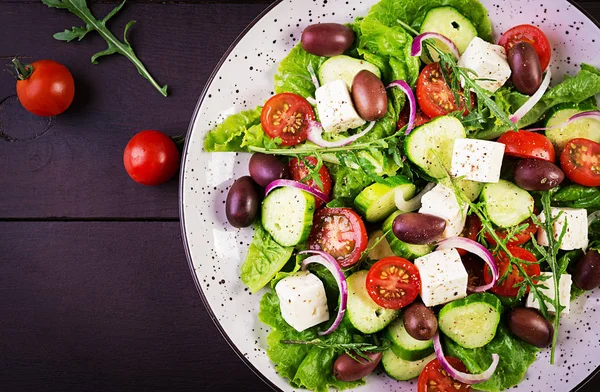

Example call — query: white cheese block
[275,270,329,332]
[414,248,468,307]
[315,80,366,133]
[451,138,505,183]
[457,37,512,93]
[419,183,467,239]
[526,272,573,315]
[536,207,589,250]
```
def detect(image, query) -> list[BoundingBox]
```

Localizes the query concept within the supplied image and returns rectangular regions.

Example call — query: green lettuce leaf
[240,224,294,293]
[444,324,539,391]
[552,185,600,213]
[327,163,374,199]
[274,44,327,98]
[204,106,262,152]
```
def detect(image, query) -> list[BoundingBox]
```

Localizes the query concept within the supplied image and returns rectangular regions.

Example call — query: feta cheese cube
[536,207,589,250]
[415,248,468,307]
[458,37,512,93]
[275,270,329,332]
[526,273,573,314]
[451,138,505,183]
[315,80,366,133]
[419,184,467,238]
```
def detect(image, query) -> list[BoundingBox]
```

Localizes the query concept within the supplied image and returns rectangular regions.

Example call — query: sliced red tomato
[308,208,368,268]
[417,357,471,392]
[498,24,551,71]
[560,138,600,187]
[456,214,483,256]
[416,63,473,119]
[289,156,332,208]
[497,130,556,162]
[260,93,315,146]
[397,103,431,130]
[484,217,538,246]
[366,257,421,309]
[484,247,540,297]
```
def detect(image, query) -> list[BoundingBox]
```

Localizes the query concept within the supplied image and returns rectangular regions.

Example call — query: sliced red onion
[529,110,600,132]
[265,179,330,203]
[433,332,499,384]
[307,96,317,106]
[386,80,417,135]
[300,250,348,336]
[437,236,498,292]
[307,61,320,91]
[509,68,552,124]
[411,32,460,59]
[306,120,375,148]
[395,182,435,212]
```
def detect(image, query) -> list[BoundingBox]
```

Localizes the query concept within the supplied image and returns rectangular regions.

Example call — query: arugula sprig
[281,338,390,363]
[42,0,168,97]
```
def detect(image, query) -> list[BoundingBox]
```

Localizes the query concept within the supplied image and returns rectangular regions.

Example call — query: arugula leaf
[203,106,263,152]
[42,0,168,96]
[274,45,327,98]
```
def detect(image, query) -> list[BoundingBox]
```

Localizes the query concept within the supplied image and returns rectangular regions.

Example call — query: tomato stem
[11,58,33,80]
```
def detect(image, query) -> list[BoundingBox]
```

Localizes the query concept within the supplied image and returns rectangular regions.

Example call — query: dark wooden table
[1,1,598,391]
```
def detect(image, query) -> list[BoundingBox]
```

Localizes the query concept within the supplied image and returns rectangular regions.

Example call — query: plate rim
[179,1,600,391]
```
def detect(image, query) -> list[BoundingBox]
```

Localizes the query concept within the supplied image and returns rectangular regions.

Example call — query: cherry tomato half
[417,357,471,392]
[484,217,539,246]
[416,63,473,119]
[288,156,332,208]
[123,130,180,186]
[260,93,315,146]
[366,257,421,309]
[308,208,368,268]
[497,130,556,162]
[560,138,600,187]
[397,103,431,130]
[14,59,75,117]
[498,24,552,71]
[484,247,540,297]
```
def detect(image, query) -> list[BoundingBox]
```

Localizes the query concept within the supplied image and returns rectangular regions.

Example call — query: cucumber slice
[317,55,381,90]
[405,116,466,179]
[545,107,600,152]
[367,230,396,260]
[346,270,400,334]
[383,211,434,260]
[440,177,484,202]
[420,6,478,62]
[382,349,436,381]
[385,318,434,361]
[438,293,502,349]
[261,187,316,247]
[481,180,534,228]
[354,176,416,222]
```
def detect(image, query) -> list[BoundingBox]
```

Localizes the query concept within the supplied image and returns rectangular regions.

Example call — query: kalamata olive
[249,153,289,187]
[508,42,543,95]
[514,158,565,191]
[507,307,553,348]
[403,302,438,341]
[333,351,382,382]
[392,213,446,245]
[573,249,600,290]
[351,70,388,121]
[226,176,260,228]
[301,23,355,57]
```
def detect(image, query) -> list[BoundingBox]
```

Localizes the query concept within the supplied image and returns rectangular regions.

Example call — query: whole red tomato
[13,59,75,117]
[123,130,181,186]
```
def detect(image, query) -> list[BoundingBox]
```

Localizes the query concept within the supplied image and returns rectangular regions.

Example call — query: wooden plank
[0,1,270,219]
[0,221,265,391]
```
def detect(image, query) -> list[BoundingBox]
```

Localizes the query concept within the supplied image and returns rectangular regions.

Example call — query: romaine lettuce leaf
[274,44,327,98]
[203,106,262,152]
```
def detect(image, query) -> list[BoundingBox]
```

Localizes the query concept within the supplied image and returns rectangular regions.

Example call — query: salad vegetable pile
[204,0,600,390]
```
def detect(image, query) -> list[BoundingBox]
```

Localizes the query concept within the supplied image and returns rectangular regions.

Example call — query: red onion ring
[386,80,417,135]
[528,110,600,132]
[509,68,552,124]
[411,32,460,59]
[395,182,435,212]
[299,250,348,335]
[307,61,320,91]
[437,237,498,292]
[306,120,376,148]
[265,179,330,203]
[433,332,500,384]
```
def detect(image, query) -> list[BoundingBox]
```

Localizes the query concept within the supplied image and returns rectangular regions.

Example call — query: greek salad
[203,0,600,390]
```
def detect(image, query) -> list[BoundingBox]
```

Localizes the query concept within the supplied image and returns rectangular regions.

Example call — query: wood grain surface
[0,1,598,391]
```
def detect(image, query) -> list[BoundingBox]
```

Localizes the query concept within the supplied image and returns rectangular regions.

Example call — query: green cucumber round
[481,180,534,228]
[382,349,436,381]
[383,211,434,260]
[261,187,316,247]
[385,318,434,361]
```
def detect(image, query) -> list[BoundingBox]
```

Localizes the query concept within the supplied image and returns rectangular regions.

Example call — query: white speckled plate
[180,1,600,391]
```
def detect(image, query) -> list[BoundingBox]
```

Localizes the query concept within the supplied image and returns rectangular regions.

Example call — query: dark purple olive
[507,307,553,348]
[351,70,388,121]
[573,249,600,290]
[403,302,438,341]
[226,176,260,228]
[249,153,289,187]
[301,23,355,57]
[333,351,382,382]
[508,42,543,95]
[392,213,446,245]
[514,158,565,191]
